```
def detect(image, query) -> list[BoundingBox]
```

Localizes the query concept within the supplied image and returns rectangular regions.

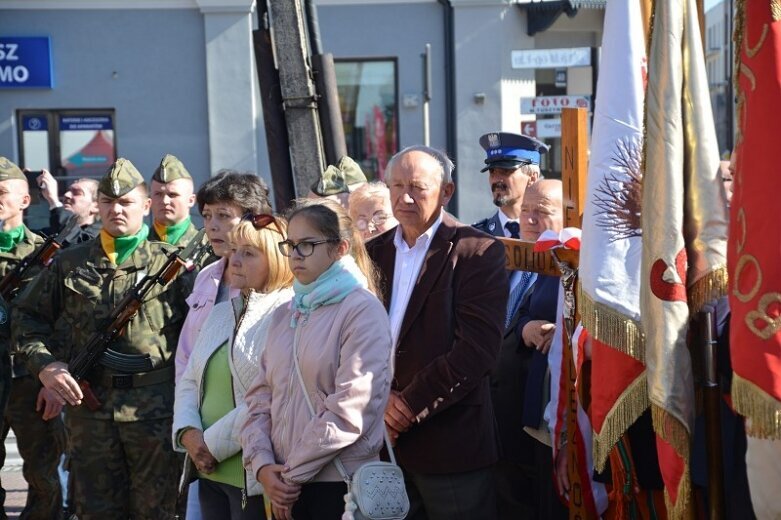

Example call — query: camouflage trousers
[0,374,65,520]
[64,413,182,520]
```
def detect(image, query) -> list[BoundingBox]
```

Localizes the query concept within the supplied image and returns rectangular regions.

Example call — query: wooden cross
[498,107,588,274]
[500,107,591,519]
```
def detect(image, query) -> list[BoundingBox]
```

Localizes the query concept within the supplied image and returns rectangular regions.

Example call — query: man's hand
[180,429,218,474]
[522,320,556,354]
[257,464,301,516]
[384,390,415,434]
[38,362,83,406]
[36,387,64,420]
[35,169,61,209]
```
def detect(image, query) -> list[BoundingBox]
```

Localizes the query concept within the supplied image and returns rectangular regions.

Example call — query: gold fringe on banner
[651,404,692,519]
[579,284,645,362]
[733,373,781,439]
[687,266,728,315]
[592,374,649,472]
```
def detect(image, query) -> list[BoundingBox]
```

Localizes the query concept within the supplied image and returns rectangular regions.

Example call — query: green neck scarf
[154,216,191,245]
[100,224,149,265]
[0,225,25,253]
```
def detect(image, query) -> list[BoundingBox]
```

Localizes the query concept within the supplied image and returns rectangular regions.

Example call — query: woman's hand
[258,464,301,510]
[180,429,218,474]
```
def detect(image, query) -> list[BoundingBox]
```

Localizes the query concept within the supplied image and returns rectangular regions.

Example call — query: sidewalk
[2,432,26,519]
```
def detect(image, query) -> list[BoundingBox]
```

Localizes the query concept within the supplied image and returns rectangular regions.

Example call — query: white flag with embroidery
[578,0,649,472]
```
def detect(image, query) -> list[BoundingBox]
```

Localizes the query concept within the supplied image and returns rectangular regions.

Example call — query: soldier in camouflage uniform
[0,157,65,520]
[12,158,195,520]
[149,154,200,246]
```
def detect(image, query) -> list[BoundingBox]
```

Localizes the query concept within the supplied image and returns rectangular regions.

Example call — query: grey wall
[0,9,211,188]
[316,3,448,154]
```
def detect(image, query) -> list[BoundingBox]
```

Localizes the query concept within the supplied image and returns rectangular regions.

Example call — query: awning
[518,0,607,36]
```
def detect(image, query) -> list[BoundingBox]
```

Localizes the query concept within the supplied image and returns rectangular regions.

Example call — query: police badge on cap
[478,132,549,172]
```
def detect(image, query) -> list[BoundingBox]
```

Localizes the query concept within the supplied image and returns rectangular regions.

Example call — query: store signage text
[0,37,53,88]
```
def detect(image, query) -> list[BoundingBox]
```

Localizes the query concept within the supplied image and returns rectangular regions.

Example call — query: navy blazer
[516,274,559,429]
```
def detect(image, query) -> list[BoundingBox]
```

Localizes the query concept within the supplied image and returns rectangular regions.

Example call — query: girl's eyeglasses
[243,213,284,236]
[277,239,339,258]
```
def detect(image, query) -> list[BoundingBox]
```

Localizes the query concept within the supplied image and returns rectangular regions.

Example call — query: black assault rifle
[68,229,208,411]
[0,215,81,301]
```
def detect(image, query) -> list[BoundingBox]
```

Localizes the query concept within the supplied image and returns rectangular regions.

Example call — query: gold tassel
[651,405,693,519]
[579,285,645,362]
[592,374,650,472]
[772,0,781,22]
[732,373,781,439]
[687,266,728,315]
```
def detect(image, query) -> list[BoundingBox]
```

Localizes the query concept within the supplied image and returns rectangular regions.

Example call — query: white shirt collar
[496,210,519,237]
[393,210,444,252]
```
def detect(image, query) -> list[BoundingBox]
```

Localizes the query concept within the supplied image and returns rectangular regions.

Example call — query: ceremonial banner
[642,0,728,516]
[540,230,608,518]
[578,0,648,473]
[729,1,781,438]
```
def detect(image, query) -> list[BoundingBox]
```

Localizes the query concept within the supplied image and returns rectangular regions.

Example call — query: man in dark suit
[366,145,508,520]
[516,179,568,520]
[472,132,549,519]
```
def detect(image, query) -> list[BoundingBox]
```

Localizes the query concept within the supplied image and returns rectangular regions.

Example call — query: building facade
[0,0,603,226]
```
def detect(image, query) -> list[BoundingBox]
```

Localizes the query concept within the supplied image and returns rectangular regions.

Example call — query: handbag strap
[291,325,398,484]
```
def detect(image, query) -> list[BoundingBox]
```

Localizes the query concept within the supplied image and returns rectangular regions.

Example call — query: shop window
[334,59,398,181]
[16,109,116,229]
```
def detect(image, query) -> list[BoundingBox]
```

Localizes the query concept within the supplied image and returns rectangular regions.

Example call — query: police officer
[471,133,550,520]
[473,131,548,237]
[149,154,199,246]
[12,158,195,519]
[0,157,65,520]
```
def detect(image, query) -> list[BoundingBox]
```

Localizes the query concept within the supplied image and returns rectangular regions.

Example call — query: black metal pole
[312,53,348,167]
[253,1,296,212]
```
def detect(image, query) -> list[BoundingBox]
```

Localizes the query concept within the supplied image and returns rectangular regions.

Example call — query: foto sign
[521,95,591,115]
[0,37,53,88]
[511,47,591,69]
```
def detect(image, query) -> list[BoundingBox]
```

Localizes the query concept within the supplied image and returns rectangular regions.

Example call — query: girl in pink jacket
[241,199,393,520]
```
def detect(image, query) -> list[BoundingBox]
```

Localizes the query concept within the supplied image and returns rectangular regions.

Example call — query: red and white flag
[642,0,728,515]
[578,0,648,475]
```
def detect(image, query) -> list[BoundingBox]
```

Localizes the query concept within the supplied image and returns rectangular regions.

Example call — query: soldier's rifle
[68,229,208,411]
[0,214,81,301]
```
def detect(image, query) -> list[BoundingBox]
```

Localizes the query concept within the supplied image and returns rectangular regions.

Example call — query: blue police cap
[479,132,549,172]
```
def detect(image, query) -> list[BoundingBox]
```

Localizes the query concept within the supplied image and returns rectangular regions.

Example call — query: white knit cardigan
[173,288,293,496]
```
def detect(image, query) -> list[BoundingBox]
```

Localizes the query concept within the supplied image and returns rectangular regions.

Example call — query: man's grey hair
[520,163,542,179]
[385,145,454,185]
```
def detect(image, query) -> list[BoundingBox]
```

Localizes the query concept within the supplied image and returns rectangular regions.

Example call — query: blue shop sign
[0,37,53,88]
[59,115,113,131]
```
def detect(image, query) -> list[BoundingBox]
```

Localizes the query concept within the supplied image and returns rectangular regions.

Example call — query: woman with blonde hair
[348,181,398,240]
[174,214,293,519]
[241,199,393,520]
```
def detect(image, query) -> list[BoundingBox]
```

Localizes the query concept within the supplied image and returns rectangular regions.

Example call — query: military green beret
[152,154,192,183]
[0,157,26,182]
[98,158,145,198]
[311,156,367,196]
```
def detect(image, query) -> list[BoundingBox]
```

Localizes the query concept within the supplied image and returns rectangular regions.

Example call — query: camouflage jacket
[12,238,195,421]
[150,220,215,269]
[0,226,45,357]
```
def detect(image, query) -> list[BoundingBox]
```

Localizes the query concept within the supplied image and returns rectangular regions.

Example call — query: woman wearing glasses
[348,181,398,241]
[241,199,393,520]
[174,171,272,520]
[173,214,293,519]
